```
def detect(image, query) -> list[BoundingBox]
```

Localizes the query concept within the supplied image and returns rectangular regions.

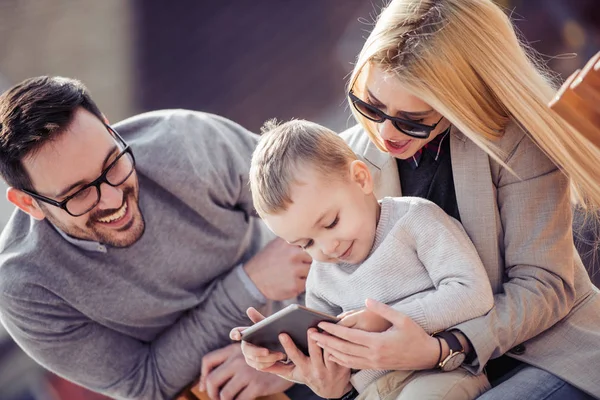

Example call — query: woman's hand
[263,329,352,398]
[313,299,440,371]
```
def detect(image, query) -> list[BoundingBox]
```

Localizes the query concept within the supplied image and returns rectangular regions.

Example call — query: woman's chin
[392,149,418,160]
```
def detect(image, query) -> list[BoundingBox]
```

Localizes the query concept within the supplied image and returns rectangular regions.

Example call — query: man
[0,76,312,400]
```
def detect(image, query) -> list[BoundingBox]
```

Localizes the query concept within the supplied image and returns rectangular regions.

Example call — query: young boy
[237,119,494,399]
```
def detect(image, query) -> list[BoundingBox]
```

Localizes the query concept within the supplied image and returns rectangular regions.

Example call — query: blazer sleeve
[454,133,577,373]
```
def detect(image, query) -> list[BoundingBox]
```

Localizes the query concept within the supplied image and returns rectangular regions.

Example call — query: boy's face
[263,161,379,265]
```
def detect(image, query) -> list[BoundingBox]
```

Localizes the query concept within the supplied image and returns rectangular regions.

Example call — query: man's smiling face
[22,107,145,247]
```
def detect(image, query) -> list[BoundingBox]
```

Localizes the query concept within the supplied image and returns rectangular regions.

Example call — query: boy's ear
[349,160,374,194]
[6,187,46,220]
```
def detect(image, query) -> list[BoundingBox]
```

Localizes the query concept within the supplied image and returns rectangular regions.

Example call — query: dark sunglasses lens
[392,121,430,139]
[352,100,385,123]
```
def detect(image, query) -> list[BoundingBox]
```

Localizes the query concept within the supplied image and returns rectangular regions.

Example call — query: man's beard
[46,185,146,248]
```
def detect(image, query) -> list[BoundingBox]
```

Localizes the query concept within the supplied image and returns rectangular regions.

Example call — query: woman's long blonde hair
[348,0,600,209]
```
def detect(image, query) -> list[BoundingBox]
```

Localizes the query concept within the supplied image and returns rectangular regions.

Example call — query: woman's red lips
[384,139,412,154]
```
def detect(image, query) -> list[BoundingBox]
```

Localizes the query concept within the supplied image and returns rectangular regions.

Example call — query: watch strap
[329,386,359,400]
[433,331,463,353]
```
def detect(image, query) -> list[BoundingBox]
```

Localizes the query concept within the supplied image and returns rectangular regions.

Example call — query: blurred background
[0,1,598,399]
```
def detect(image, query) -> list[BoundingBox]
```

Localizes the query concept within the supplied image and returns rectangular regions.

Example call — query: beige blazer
[341,123,600,397]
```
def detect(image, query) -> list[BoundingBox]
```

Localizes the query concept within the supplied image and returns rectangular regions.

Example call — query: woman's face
[362,65,451,160]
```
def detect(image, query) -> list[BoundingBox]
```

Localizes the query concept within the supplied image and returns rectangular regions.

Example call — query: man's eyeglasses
[348,90,443,139]
[21,125,136,217]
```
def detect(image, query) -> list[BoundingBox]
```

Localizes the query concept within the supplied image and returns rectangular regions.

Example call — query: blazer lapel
[450,126,502,291]
[362,139,402,198]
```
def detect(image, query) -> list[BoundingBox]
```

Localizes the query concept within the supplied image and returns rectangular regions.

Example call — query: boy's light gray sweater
[306,197,494,392]
[0,110,274,399]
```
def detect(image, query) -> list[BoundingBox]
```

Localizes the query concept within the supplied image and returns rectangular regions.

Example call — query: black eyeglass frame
[348,90,444,139]
[21,125,136,217]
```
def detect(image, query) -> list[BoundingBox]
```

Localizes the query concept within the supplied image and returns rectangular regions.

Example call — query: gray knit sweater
[306,197,494,392]
[0,110,274,399]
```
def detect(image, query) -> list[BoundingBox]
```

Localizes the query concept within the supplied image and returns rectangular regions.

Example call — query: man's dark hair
[0,76,104,190]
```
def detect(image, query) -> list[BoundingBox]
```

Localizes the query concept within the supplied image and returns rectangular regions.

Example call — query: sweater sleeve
[0,266,262,400]
[389,198,494,334]
[124,110,261,223]
[175,110,259,220]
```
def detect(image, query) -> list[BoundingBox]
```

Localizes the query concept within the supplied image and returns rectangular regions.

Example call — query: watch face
[441,352,466,371]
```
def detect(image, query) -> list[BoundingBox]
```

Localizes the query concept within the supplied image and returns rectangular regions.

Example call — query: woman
[240,0,600,398]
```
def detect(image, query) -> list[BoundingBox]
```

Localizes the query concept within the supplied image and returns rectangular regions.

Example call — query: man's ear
[102,114,110,125]
[6,188,46,220]
[349,160,374,195]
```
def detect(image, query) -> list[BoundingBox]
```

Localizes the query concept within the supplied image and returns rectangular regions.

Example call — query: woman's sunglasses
[348,90,443,139]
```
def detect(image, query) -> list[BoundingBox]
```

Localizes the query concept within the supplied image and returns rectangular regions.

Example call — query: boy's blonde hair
[348,0,600,209]
[250,119,357,217]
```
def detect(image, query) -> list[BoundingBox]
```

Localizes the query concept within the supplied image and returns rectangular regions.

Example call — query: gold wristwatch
[433,331,466,372]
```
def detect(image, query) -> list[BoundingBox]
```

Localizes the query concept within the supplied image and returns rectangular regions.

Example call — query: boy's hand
[233,307,288,370]
[338,308,392,332]
[336,308,363,319]
[229,327,245,342]
[262,329,352,398]
[233,308,352,398]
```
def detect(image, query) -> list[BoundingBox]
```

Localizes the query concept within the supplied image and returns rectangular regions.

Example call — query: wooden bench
[549,51,600,148]
[174,379,290,400]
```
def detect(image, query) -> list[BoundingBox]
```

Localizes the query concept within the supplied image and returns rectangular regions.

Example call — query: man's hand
[244,238,312,301]
[198,343,293,400]
[338,308,392,332]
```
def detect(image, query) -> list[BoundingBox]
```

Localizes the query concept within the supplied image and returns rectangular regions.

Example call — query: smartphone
[240,304,340,356]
